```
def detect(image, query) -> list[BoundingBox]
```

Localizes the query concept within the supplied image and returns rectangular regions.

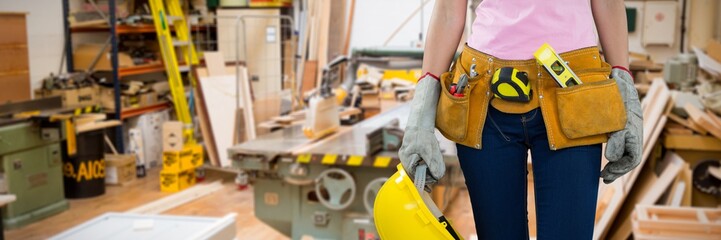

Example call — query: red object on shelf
[120,102,171,120]
[118,63,165,77]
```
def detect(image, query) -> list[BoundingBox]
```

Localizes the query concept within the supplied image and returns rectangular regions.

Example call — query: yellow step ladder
[148,0,203,172]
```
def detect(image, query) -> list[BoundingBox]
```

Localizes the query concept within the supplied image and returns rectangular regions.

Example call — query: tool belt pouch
[436,69,471,142]
[555,72,627,139]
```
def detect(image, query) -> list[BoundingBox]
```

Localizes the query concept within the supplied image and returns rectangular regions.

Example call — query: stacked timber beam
[298,0,352,96]
[594,78,721,240]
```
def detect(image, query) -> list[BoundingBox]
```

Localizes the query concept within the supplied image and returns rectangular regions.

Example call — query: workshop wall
[349,0,435,49]
[0,0,64,97]
[625,0,682,63]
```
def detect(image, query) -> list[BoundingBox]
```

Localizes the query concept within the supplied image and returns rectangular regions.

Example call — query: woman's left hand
[602,67,643,184]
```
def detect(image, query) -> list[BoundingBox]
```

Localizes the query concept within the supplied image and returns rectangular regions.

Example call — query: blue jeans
[456,106,601,240]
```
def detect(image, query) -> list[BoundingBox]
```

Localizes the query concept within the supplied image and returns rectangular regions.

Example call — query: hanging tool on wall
[491,67,532,102]
[534,43,582,88]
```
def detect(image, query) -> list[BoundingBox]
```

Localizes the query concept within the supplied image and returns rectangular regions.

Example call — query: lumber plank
[595,185,616,223]
[327,0,347,58]
[315,0,331,87]
[632,205,721,239]
[125,181,224,214]
[343,0,356,55]
[203,51,227,77]
[705,109,721,128]
[664,127,693,135]
[608,152,684,240]
[237,66,256,141]
[302,60,318,93]
[667,113,708,135]
[685,103,721,139]
[595,79,671,240]
[76,120,121,133]
[663,134,721,151]
[198,70,255,167]
[194,67,221,166]
[593,181,624,240]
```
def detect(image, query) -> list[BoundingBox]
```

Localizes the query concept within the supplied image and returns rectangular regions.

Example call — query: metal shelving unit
[63,0,125,152]
[61,0,213,153]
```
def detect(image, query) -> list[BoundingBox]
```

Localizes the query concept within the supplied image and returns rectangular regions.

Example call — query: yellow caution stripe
[347,156,364,166]
[373,156,392,168]
[321,154,337,165]
[296,154,312,164]
[294,153,399,168]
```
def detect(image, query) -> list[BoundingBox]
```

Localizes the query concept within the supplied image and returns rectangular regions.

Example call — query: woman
[398,0,643,239]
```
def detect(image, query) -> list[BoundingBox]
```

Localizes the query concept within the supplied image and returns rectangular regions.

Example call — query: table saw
[228,103,464,240]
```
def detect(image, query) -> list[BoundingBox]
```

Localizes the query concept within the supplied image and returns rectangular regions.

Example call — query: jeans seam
[525,163,530,240]
[522,118,531,147]
[523,108,539,123]
[488,111,511,142]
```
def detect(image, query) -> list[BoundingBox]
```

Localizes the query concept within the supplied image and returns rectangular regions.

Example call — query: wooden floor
[5,167,540,240]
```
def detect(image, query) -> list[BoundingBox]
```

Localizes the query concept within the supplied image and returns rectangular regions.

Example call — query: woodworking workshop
[0,0,720,239]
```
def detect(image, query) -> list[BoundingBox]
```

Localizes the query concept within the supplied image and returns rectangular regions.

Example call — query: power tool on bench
[303,56,349,140]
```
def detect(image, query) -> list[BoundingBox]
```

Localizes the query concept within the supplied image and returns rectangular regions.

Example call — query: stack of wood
[193,52,256,168]
[629,52,664,97]
[632,205,721,239]
[593,78,672,240]
[593,78,721,239]
[298,0,354,96]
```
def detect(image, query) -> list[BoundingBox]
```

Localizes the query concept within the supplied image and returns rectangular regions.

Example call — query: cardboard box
[159,169,195,192]
[162,147,193,173]
[104,154,137,185]
[99,86,130,111]
[76,86,98,106]
[73,44,134,71]
[189,144,204,169]
[708,39,721,64]
[162,121,184,152]
[98,86,113,109]
[138,91,157,107]
[47,88,79,107]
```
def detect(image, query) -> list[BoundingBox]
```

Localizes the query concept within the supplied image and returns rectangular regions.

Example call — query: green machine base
[3,200,68,229]
[0,121,69,229]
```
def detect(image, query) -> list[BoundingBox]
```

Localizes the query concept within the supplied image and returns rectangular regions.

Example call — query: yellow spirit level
[534,43,582,88]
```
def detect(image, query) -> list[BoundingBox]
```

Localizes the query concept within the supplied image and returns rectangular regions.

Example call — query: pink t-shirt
[467,0,598,60]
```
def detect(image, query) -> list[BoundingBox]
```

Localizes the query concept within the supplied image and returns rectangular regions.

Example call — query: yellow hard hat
[374,164,463,240]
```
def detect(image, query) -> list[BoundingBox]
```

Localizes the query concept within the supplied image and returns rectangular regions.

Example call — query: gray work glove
[602,68,643,184]
[399,74,445,186]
